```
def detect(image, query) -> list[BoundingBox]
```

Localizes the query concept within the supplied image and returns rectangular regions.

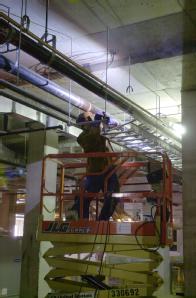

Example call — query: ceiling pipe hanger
[126,55,134,94]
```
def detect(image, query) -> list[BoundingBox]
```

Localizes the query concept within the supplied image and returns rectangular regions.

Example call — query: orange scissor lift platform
[37,151,173,298]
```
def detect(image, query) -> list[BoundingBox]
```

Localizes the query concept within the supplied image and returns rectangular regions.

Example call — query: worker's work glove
[94,113,110,125]
[94,113,103,121]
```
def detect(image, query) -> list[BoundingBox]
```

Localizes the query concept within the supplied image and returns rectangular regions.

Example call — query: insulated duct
[0,12,181,147]
[0,55,118,126]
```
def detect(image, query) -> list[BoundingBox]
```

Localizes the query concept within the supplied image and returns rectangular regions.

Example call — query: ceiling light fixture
[172,123,186,137]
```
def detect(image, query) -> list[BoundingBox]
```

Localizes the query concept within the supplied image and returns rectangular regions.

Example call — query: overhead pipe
[0,12,181,147]
[0,54,118,126]
[0,55,94,112]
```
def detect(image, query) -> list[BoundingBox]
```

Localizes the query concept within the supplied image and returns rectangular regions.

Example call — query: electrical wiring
[76,193,114,293]
[29,62,62,81]
[24,0,27,16]
[74,193,107,294]
[104,26,109,115]
[43,204,56,214]
[94,218,111,295]
[97,217,110,275]
[134,204,162,253]
[70,50,114,65]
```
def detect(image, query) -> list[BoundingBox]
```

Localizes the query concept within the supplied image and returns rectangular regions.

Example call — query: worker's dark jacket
[77,127,110,173]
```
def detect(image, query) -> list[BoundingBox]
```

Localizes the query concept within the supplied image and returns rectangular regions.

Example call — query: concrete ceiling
[0,0,187,121]
[1,0,192,125]
[1,0,196,174]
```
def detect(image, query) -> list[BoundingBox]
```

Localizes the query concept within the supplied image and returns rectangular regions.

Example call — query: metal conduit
[0,55,118,126]
[0,12,181,147]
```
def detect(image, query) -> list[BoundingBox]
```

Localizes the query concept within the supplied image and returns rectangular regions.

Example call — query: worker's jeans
[72,167,119,220]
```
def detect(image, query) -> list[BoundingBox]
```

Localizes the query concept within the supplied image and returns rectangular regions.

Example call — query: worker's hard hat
[76,112,93,124]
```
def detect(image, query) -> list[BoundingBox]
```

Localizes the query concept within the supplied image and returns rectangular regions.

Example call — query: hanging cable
[24,0,27,15]
[21,0,30,30]
[78,219,102,294]
[45,0,49,42]
[134,204,161,253]
[155,79,161,152]
[68,80,72,126]
[68,37,73,127]
[104,26,110,116]
[96,218,110,273]
[77,193,113,293]
[40,0,56,48]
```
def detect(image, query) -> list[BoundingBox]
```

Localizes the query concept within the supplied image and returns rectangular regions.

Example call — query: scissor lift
[37,151,172,298]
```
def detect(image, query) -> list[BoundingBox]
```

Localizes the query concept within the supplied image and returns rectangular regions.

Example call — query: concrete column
[20,129,58,298]
[181,90,196,297]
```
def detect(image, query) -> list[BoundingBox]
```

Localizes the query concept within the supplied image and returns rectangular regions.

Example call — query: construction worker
[72,111,119,220]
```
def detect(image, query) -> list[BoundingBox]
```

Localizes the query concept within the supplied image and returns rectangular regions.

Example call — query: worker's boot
[98,195,118,220]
